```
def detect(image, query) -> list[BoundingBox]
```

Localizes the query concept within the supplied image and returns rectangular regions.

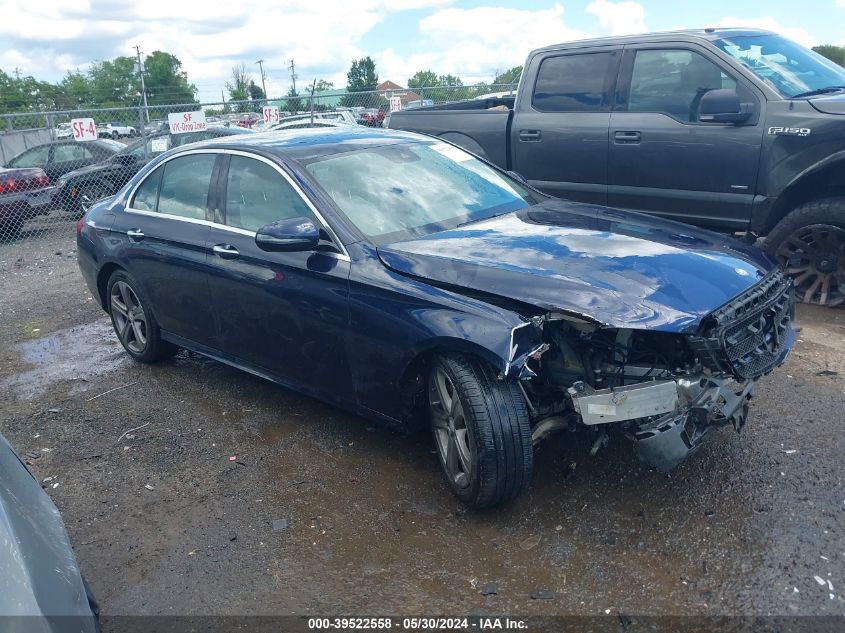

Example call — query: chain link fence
[0,83,516,247]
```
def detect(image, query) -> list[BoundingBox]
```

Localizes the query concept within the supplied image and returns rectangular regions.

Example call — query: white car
[270,110,358,129]
[55,123,73,139]
[96,122,138,139]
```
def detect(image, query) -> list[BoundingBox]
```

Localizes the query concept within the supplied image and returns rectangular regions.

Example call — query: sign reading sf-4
[71,118,97,141]
[168,111,207,134]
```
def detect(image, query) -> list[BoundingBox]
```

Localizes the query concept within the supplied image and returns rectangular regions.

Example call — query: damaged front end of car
[509,269,795,471]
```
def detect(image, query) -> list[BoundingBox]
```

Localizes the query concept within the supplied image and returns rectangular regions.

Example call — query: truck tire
[763,198,845,307]
[428,353,533,508]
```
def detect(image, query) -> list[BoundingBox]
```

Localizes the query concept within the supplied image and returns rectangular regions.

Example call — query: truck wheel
[764,198,845,307]
[428,354,532,508]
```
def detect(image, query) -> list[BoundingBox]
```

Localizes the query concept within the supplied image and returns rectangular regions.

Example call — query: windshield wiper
[791,85,845,99]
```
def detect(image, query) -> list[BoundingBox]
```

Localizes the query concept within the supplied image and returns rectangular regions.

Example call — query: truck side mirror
[699,89,753,124]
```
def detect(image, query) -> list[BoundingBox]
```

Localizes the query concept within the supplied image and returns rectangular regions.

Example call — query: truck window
[532,52,616,112]
[628,49,736,122]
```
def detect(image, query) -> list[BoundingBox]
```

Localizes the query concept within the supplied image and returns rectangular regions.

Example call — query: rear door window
[9,145,50,168]
[157,154,216,220]
[532,52,617,112]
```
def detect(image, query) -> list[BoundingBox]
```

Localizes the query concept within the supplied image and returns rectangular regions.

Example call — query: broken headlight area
[520,315,771,472]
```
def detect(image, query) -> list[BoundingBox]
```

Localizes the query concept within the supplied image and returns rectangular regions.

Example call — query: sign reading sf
[168,111,207,134]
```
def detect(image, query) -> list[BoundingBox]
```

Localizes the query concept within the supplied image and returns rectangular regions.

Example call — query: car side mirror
[699,89,753,124]
[255,217,320,252]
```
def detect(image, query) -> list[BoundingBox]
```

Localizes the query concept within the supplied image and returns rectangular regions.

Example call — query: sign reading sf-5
[76,128,794,508]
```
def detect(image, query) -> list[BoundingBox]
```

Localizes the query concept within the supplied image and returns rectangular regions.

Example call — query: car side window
[224,155,313,232]
[53,144,93,162]
[628,49,737,122]
[9,145,50,168]
[157,154,216,220]
[532,52,616,112]
[130,164,163,211]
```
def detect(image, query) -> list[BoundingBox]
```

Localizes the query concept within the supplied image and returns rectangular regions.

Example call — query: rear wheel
[764,198,845,307]
[107,270,177,362]
[428,354,533,508]
[111,131,120,139]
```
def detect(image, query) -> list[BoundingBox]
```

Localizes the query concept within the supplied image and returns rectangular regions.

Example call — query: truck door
[510,47,621,205]
[607,44,764,231]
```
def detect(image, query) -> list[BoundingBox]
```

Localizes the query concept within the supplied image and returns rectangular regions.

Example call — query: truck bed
[388,98,515,169]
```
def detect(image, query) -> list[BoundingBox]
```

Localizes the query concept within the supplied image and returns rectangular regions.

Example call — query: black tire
[76,181,111,216]
[111,131,120,139]
[428,353,533,508]
[106,270,177,363]
[763,197,845,307]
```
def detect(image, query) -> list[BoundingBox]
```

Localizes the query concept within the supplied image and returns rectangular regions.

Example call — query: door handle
[519,130,542,142]
[613,130,642,144]
[126,229,145,241]
[212,244,240,259]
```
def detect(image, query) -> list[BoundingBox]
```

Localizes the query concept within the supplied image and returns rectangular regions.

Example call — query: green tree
[813,45,845,67]
[247,80,265,103]
[313,79,334,92]
[88,56,139,107]
[227,64,251,112]
[342,56,378,107]
[407,70,438,89]
[143,51,197,106]
[493,65,522,86]
[284,86,302,113]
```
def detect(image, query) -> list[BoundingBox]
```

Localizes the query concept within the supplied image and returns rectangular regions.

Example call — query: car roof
[169,126,427,162]
[532,27,777,54]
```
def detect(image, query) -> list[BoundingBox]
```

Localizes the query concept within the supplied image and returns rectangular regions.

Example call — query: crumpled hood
[377,201,777,332]
[809,92,845,115]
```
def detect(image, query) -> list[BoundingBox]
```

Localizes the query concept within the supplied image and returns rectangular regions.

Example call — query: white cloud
[0,0,448,102]
[375,3,591,86]
[585,0,647,36]
[713,16,818,49]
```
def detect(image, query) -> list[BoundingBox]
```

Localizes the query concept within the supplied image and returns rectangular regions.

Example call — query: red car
[358,105,390,127]
[0,167,55,239]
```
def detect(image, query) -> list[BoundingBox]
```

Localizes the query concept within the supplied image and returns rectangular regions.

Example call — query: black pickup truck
[389,28,845,306]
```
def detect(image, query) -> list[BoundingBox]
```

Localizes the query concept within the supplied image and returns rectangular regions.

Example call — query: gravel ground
[0,226,843,622]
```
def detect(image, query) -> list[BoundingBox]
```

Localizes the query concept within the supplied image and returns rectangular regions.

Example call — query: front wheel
[107,270,177,362]
[111,131,120,139]
[763,198,845,307]
[428,354,533,508]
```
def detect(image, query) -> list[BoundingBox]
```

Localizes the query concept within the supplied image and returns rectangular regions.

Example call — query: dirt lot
[1,224,843,622]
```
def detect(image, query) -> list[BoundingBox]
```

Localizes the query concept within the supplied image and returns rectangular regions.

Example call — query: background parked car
[0,432,100,632]
[96,122,138,138]
[0,166,54,238]
[270,119,352,130]
[57,126,255,214]
[54,122,73,139]
[4,139,124,181]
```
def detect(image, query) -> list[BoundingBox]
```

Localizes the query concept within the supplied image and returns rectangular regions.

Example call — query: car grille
[688,269,794,380]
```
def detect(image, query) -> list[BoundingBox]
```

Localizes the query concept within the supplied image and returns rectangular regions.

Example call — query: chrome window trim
[124,147,350,261]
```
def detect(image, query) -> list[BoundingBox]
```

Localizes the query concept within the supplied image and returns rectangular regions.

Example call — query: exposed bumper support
[568,374,755,472]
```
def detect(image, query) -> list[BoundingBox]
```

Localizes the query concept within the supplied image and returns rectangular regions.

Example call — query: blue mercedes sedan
[77,128,794,508]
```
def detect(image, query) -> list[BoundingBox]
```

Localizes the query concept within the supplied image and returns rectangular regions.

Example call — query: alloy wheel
[429,366,473,489]
[110,281,148,354]
[80,184,107,213]
[776,223,845,307]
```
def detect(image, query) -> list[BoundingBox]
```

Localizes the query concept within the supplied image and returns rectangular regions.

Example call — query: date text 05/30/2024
[307,617,529,630]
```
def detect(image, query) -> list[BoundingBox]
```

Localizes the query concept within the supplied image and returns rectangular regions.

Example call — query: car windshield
[303,141,537,244]
[713,34,845,98]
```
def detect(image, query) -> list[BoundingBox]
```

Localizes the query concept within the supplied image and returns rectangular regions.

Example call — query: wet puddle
[2,319,130,398]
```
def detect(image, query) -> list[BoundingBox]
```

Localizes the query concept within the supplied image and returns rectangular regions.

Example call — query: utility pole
[288,59,297,94]
[255,59,267,99]
[133,45,150,123]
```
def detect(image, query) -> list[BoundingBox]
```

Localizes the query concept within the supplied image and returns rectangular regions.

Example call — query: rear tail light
[76,217,84,237]
[0,178,17,194]
[33,174,50,188]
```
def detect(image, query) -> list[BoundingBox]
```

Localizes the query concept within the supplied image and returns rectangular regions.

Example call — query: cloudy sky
[1,0,843,103]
